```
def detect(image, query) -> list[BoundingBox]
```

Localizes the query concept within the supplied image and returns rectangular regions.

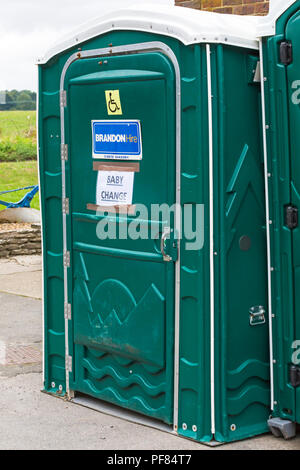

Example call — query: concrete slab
[12,255,42,268]
[0,374,204,451]
[0,292,42,345]
[0,255,42,299]
[0,255,42,275]
[0,270,42,299]
[0,373,299,450]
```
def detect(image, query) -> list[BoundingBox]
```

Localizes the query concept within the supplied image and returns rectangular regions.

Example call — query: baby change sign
[96,171,134,206]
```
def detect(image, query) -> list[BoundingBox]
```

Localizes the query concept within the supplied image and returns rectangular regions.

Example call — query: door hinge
[290,364,300,388]
[62,197,69,215]
[279,41,293,66]
[60,90,67,107]
[63,251,70,268]
[64,302,71,320]
[284,205,298,229]
[61,143,68,161]
[66,355,72,373]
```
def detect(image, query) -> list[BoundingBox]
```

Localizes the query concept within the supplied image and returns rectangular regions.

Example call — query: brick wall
[175,0,270,15]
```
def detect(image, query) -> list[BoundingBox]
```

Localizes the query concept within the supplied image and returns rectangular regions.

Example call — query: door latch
[285,205,298,230]
[161,227,172,262]
[160,227,178,262]
[279,41,293,66]
[290,365,300,388]
[249,306,266,326]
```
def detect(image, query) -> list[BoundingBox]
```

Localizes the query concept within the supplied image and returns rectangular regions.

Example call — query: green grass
[0,111,36,139]
[0,111,37,162]
[0,161,40,211]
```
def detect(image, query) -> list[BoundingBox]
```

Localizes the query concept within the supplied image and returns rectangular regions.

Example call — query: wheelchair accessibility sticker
[105,90,122,115]
[92,120,142,160]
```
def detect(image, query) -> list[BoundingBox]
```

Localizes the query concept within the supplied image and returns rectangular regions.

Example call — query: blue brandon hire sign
[92,120,142,160]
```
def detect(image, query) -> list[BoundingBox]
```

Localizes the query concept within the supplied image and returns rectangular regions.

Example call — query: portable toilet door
[38,0,271,444]
[259,0,300,438]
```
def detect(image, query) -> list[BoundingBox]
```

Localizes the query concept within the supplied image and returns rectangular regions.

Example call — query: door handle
[161,227,172,262]
[249,305,266,326]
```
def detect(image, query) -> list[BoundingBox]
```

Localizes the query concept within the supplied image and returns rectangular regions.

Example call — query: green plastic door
[65,53,176,424]
[286,10,300,423]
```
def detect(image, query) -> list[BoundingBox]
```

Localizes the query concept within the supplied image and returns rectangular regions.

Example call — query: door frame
[259,39,275,411]
[59,41,182,432]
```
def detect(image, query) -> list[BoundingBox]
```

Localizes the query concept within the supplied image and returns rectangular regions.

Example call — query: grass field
[0,110,37,162]
[0,111,36,139]
[0,161,40,211]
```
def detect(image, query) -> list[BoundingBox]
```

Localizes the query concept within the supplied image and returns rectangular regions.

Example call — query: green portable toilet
[259,0,300,439]
[38,0,274,444]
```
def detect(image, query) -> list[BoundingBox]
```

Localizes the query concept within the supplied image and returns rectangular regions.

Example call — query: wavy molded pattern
[42,91,60,119]
[87,348,135,367]
[180,358,199,391]
[48,330,65,382]
[181,265,199,300]
[44,172,61,199]
[81,346,168,421]
[85,378,166,417]
[227,385,270,417]
[182,173,198,180]
[85,347,164,379]
[181,76,197,111]
[82,357,166,397]
[227,359,270,416]
[227,359,270,390]
[181,173,199,204]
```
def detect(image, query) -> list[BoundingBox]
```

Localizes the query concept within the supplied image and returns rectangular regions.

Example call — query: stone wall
[175,0,270,15]
[0,224,41,258]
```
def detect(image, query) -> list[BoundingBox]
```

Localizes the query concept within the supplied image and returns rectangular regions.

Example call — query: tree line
[0,90,36,111]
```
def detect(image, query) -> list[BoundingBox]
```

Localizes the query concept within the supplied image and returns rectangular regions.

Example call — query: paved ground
[0,255,299,450]
[0,255,42,299]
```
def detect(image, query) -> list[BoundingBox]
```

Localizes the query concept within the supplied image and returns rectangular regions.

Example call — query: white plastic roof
[37,0,298,64]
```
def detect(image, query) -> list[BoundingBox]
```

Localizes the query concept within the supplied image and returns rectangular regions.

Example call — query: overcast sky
[0,0,148,91]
